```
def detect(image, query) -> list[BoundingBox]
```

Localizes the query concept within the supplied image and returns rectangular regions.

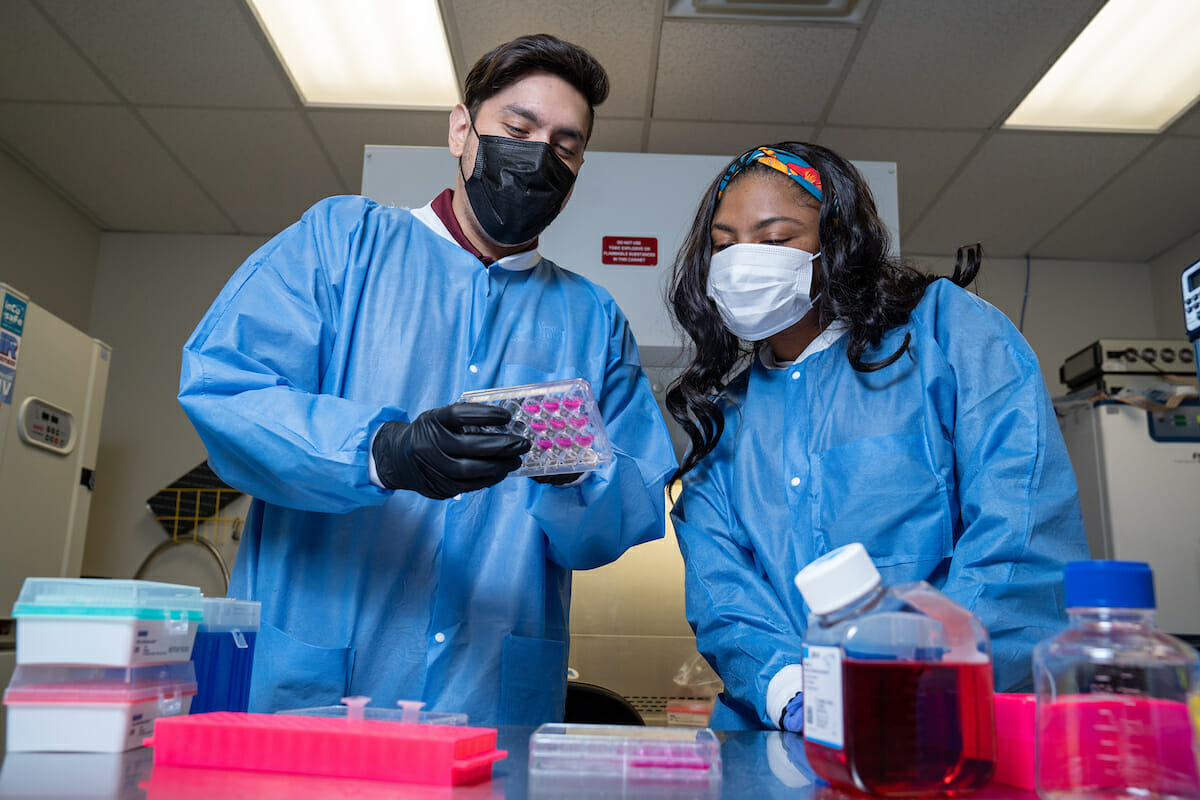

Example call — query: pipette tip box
[458,378,613,478]
[529,723,722,782]
[144,712,506,786]
[4,662,197,753]
[12,578,204,667]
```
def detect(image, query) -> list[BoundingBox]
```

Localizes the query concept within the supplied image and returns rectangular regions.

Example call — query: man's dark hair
[463,34,609,141]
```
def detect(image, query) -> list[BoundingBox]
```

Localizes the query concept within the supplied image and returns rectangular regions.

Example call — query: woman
[666,142,1088,731]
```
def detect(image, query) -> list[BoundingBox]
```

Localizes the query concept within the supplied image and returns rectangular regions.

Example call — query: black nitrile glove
[531,472,584,486]
[372,403,531,499]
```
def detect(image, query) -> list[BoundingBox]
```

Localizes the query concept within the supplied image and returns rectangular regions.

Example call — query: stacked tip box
[4,578,202,752]
[458,378,613,478]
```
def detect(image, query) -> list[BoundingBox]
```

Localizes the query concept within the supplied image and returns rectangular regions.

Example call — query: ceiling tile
[447,0,661,119]
[39,0,294,107]
[829,0,1103,128]
[0,1,116,102]
[647,120,816,156]
[1170,103,1200,137]
[1034,137,1200,263]
[0,102,232,232]
[817,127,982,233]
[585,118,648,153]
[141,108,345,234]
[903,131,1152,258]
[309,109,452,191]
[653,20,857,123]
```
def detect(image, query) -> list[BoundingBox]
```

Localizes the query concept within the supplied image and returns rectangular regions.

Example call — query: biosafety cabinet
[0,284,111,721]
[1058,400,1200,637]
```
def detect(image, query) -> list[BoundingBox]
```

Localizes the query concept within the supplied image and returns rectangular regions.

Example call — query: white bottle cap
[794,542,881,615]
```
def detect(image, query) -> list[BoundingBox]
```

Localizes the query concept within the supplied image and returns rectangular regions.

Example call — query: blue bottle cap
[1063,560,1156,610]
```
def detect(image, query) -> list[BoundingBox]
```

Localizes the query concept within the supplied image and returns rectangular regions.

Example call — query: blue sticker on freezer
[0,365,15,404]
[0,330,18,371]
[2,292,26,336]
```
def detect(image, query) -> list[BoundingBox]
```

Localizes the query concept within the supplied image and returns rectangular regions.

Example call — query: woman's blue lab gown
[672,279,1089,730]
[178,196,677,726]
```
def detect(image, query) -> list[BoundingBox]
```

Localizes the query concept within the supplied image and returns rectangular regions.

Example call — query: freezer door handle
[80,467,95,491]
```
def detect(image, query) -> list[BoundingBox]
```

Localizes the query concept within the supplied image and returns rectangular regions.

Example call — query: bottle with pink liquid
[1034,560,1200,800]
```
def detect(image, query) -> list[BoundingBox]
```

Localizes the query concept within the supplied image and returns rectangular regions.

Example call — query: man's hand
[373,403,531,499]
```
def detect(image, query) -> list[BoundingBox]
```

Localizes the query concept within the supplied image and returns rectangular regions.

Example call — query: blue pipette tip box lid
[1063,560,1155,610]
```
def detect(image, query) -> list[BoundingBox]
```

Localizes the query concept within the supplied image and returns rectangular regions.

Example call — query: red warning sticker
[602,236,658,266]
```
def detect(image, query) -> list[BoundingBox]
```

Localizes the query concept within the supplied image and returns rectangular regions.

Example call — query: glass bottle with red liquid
[793,543,996,796]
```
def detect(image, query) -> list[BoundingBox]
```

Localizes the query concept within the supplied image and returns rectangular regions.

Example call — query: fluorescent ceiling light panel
[1004,0,1200,133]
[248,0,459,108]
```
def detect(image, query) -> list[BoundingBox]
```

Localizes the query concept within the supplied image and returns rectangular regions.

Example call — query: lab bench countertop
[0,725,1037,800]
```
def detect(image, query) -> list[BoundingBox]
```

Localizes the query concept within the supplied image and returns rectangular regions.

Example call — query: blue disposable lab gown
[178,195,677,726]
[671,280,1088,730]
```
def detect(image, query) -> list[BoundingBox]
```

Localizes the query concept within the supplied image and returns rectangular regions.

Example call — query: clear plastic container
[458,378,613,478]
[1033,560,1200,799]
[12,578,204,666]
[189,597,260,714]
[794,542,996,796]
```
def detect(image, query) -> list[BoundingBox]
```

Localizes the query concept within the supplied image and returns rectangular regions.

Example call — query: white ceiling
[2,0,1198,262]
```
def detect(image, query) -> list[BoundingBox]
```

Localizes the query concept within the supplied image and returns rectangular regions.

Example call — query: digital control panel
[1148,406,1200,443]
[1183,257,1200,342]
[18,396,75,454]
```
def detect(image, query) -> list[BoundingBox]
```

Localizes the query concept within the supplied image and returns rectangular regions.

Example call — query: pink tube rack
[143,712,506,786]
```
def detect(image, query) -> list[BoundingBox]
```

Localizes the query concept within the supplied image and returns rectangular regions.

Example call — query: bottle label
[802,644,844,749]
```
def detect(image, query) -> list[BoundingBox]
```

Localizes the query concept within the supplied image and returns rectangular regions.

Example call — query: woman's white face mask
[706,243,820,341]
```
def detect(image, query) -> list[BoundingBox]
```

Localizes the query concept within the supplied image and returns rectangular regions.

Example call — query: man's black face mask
[461,126,577,246]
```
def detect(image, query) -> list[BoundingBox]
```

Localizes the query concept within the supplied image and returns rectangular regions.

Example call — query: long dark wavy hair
[666,141,980,480]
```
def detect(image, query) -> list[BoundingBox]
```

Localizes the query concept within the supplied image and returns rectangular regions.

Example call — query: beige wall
[0,149,99,329]
[910,252,1160,394]
[81,232,265,592]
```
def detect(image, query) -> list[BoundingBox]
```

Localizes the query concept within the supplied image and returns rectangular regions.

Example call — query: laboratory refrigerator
[0,284,111,747]
[1058,400,1200,637]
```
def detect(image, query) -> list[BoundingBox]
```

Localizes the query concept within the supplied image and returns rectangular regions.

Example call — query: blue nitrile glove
[373,403,531,499]
[781,691,804,733]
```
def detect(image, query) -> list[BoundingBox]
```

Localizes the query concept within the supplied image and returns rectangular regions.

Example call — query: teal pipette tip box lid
[12,578,204,667]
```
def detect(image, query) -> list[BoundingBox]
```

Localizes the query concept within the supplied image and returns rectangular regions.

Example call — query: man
[178,34,676,726]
